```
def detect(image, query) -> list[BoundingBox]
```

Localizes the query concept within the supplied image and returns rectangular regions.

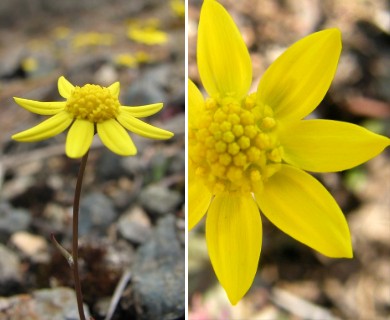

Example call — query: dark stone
[0,287,90,319]
[138,185,182,217]
[10,184,55,213]
[96,151,125,181]
[122,65,170,107]
[118,207,152,245]
[0,244,22,296]
[126,215,184,320]
[0,202,31,243]
[79,192,117,235]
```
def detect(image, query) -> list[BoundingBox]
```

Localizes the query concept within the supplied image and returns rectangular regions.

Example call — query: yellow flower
[21,57,38,73]
[72,32,114,48]
[170,0,185,18]
[127,23,168,45]
[52,26,71,40]
[189,0,390,305]
[114,53,138,68]
[12,76,174,158]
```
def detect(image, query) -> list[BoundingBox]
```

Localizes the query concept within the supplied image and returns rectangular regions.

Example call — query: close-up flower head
[12,76,173,158]
[189,0,389,305]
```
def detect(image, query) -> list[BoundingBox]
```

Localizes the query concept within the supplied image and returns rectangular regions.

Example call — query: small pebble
[128,215,185,320]
[79,192,117,235]
[0,244,22,294]
[0,202,31,242]
[10,231,48,257]
[139,185,182,217]
[0,287,91,320]
[118,206,152,244]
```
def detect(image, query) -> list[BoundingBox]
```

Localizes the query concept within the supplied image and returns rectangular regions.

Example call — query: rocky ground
[0,0,389,319]
[0,0,185,319]
[188,0,390,319]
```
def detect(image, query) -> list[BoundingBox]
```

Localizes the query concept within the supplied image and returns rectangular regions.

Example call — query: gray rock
[96,151,124,181]
[0,45,24,78]
[0,202,31,242]
[120,156,148,175]
[124,150,174,185]
[148,151,171,182]
[375,56,390,101]
[176,214,185,247]
[0,0,149,23]
[10,231,48,257]
[123,61,184,108]
[93,296,111,319]
[78,192,117,235]
[139,185,182,217]
[122,65,170,107]
[127,215,184,320]
[0,287,90,320]
[0,244,22,295]
[105,239,135,268]
[110,188,138,212]
[118,207,152,244]
[34,288,90,320]
[161,110,185,136]
[168,148,185,175]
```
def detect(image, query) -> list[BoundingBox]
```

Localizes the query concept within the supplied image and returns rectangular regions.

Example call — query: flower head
[127,20,168,45]
[72,32,114,48]
[12,76,174,158]
[189,0,390,305]
[170,0,185,18]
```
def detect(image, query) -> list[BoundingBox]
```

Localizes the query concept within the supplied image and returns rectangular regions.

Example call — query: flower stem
[72,151,89,320]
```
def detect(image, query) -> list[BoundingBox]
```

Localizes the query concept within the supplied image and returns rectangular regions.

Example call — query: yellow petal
[58,76,75,99]
[206,193,262,305]
[281,119,390,172]
[12,111,73,142]
[198,0,252,98]
[188,162,212,230]
[108,82,120,98]
[257,29,341,122]
[14,97,65,115]
[119,103,163,118]
[117,112,173,140]
[97,119,137,156]
[65,119,94,158]
[255,165,352,258]
[188,79,204,128]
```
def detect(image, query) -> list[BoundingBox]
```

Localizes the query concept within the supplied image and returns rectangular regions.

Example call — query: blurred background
[188,0,390,319]
[0,0,184,319]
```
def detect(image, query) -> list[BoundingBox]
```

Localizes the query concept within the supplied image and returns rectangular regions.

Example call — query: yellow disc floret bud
[65,84,120,123]
[189,95,283,194]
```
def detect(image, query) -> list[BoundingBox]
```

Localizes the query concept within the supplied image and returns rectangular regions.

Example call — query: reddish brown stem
[72,151,89,320]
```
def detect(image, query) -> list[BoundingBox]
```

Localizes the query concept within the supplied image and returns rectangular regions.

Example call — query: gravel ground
[0,1,185,319]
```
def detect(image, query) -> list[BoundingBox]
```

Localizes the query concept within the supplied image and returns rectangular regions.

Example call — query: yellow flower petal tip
[108,81,120,98]
[188,163,212,230]
[58,76,75,99]
[280,120,390,172]
[206,194,262,305]
[257,27,342,122]
[198,0,252,98]
[127,20,168,45]
[189,0,389,305]
[12,76,173,158]
[14,97,66,115]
